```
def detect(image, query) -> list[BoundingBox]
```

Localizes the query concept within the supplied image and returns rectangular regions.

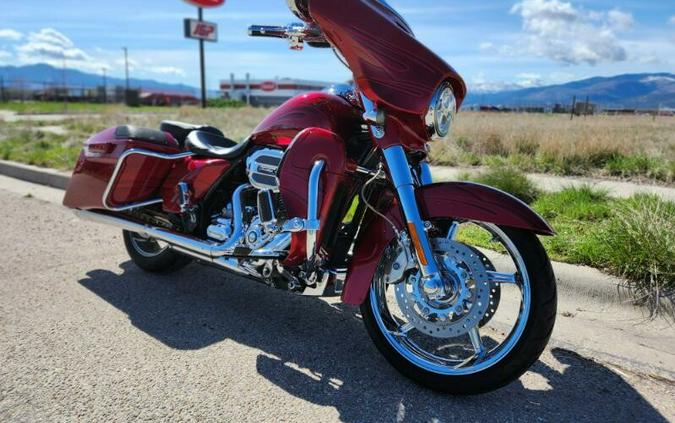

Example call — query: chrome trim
[102,149,193,212]
[360,93,385,126]
[360,93,386,139]
[251,233,292,257]
[356,166,383,178]
[177,182,191,213]
[246,148,285,192]
[370,223,533,375]
[248,22,325,51]
[306,160,325,261]
[418,162,433,185]
[85,184,253,259]
[425,82,456,140]
[382,146,440,278]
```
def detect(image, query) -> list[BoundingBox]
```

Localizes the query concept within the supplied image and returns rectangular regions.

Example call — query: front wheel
[361,223,556,394]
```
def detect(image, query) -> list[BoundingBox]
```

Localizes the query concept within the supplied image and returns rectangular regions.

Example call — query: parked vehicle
[63,0,557,394]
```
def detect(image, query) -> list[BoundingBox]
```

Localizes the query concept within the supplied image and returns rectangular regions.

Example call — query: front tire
[123,230,192,274]
[361,225,556,395]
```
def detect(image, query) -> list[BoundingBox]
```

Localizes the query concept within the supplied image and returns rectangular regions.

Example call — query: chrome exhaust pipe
[75,184,253,260]
[74,209,264,278]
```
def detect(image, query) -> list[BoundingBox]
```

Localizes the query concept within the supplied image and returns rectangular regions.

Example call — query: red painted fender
[341,182,554,305]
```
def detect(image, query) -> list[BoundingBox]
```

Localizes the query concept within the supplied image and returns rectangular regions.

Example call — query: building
[139,90,199,107]
[574,101,597,116]
[220,76,333,107]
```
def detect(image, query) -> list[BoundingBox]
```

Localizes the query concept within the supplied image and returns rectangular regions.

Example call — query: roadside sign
[184,19,218,42]
[183,0,225,7]
[260,81,278,92]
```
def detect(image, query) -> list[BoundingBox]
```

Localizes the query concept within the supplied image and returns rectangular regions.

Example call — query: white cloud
[510,0,632,65]
[516,73,544,88]
[608,10,634,31]
[17,28,90,62]
[0,29,23,41]
[669,16,675,26]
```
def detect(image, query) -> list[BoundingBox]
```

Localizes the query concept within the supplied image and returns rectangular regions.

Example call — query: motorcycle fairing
[278,127,355,266]
[341,182,555,305]
[309,0,466,116]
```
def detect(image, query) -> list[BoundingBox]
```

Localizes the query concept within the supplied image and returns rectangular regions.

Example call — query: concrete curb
[0,160,71,190]
[0,159,669,314]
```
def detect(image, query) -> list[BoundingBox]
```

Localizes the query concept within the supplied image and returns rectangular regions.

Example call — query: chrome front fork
[382,146,440,280]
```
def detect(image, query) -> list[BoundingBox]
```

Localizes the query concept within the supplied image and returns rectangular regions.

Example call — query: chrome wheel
[128,232,169,258]
[370,222,531,376]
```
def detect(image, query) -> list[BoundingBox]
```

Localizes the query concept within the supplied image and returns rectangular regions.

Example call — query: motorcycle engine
[207,148,286,251]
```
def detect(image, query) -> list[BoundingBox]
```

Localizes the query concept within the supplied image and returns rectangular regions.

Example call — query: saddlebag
[63,126,184,211]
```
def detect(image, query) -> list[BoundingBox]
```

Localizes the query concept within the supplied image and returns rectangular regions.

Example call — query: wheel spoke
[486,271,517,284]
[446,222,459,240]
[467,327,486,358]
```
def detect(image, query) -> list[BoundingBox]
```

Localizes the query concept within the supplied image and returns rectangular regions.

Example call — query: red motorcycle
[64,0,556,394]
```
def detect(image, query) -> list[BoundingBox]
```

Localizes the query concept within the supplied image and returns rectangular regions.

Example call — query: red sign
[183,0,224,7]
[260,81,278,92]
[184,19,218,42]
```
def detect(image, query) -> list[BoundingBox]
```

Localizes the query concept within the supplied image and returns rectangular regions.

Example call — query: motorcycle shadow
[79,261,668,423]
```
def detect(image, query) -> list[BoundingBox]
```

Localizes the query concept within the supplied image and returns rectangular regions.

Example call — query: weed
[467,167,540,204]
[584,195,675,313]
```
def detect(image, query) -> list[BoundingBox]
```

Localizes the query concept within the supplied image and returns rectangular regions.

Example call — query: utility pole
[570,95,576,121]
[198,7,207,108]
[122,47,130,105]
[246,72,251,106]
[62,54,68,112]
[102,68,107,103]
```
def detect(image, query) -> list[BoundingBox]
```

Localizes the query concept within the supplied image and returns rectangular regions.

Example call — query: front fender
[341,182,554,305]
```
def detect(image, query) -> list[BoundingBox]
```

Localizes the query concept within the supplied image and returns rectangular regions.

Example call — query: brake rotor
[467,246,502,327]
[394,239,491,339]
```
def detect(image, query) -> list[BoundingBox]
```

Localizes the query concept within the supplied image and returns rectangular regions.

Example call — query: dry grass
[431,112,675,182]
[2,105,675,183]
[68,106,271,143]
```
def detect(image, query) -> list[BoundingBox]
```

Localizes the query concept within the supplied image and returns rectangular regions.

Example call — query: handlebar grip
[248,25,287,38]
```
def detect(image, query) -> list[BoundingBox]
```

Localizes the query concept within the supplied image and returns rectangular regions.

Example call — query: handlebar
[248,25,288,39]
[248,23,330,50]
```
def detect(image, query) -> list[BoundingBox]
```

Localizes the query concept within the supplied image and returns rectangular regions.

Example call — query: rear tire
[123,230,192,274]
[361,226,556,395]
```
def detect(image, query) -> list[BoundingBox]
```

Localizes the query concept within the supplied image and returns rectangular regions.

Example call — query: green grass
[456,173,674,312]
[460,166,541,204]
[0,130,81,170]
[0,101,206,115]
[576,195,675,312]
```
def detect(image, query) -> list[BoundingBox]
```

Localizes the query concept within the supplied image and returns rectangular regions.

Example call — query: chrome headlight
[425,82,457,140]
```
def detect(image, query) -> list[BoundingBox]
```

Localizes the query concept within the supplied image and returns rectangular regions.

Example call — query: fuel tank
[249,92,364,148]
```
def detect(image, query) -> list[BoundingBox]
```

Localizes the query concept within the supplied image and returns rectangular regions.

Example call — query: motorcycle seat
[115,125,179,148]
[160,120,225,148]
[186,130,250,160]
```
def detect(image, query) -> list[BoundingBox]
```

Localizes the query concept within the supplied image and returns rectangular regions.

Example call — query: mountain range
[0,63,200,95]
[464,73,675,109]
[1,64,674,109]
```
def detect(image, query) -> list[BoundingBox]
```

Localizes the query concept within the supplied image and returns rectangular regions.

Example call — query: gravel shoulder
[432,166,675,202]
[0,177,674,422]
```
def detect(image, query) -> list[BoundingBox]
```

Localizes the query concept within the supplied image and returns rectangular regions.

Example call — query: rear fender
[341,182,554,305]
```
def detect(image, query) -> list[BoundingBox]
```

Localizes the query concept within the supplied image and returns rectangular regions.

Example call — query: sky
[1,0,674,93]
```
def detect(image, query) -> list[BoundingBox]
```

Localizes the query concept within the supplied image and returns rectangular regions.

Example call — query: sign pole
[198,7,207,108]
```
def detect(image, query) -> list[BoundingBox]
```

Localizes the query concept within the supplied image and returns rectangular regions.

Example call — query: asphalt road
[1,184,674,422]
